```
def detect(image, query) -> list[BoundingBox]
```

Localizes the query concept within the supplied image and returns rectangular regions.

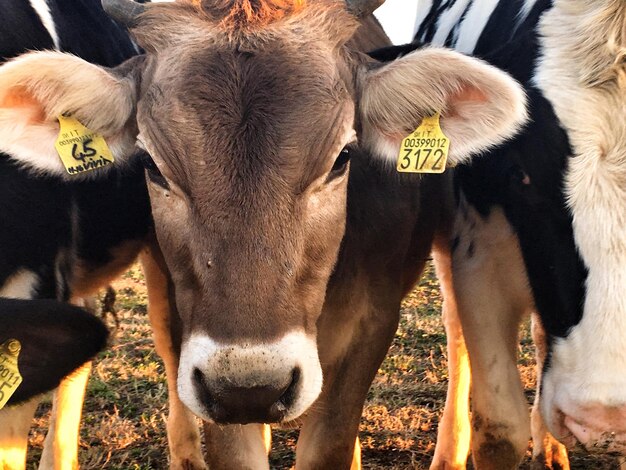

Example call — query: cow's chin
[541,364,626,454]
[176,331,323,425]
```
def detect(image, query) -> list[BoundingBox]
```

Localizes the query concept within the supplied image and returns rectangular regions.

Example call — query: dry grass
[25,263,619,469]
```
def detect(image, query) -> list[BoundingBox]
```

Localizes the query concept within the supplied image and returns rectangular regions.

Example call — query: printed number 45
[71,138,97,161]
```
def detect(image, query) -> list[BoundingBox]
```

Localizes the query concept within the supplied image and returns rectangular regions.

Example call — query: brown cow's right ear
[358,47,527,167]
[0,51,141,177]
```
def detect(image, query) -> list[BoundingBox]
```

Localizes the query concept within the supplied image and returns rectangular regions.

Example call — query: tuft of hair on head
[195,0,306,28]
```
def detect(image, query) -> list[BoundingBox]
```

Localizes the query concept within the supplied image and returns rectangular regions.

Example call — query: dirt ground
[25,262,620,469]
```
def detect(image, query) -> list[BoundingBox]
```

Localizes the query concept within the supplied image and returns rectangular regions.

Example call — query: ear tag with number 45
[397,112,450,174]
[0,340,23,410]
[55,115,115,176]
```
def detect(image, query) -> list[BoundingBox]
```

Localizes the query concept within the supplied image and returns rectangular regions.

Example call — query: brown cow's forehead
[138,30,355,196]
[132,0,359,54]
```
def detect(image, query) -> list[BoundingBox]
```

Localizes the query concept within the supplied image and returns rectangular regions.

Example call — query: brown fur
[195,0,306,29]
[129,5,409,467]
[133,0,358,52]
[132,0,363,343]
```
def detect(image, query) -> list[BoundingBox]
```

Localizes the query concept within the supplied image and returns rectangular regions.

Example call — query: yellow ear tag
[0,340,23,410]
[397,112,450,174]
[55,115,115,175]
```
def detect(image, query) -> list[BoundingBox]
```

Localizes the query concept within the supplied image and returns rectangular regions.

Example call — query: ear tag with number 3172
[397,112,449,174]
[0,339,23,410]
[55,115,115,176]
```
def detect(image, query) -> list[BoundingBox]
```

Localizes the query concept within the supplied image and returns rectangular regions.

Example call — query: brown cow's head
[0,0,526,424]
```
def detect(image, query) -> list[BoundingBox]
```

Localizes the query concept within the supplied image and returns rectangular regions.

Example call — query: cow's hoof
[473,437,523,470]
[530,447,570,470]
[531,433,570,470]
[429,459,467,470]
[170,457,208,470]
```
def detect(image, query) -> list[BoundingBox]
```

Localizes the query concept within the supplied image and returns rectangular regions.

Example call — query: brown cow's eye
[326,146,352,183]
[139,152,169,188]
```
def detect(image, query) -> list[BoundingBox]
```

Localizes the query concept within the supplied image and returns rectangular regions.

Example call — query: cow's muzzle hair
[177,331,323,424]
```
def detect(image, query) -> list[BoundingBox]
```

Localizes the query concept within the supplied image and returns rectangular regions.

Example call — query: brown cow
[0,0,526,467]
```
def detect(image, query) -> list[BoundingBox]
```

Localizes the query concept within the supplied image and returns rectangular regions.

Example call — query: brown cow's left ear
[358,47,528,167]
[0,51,141,177]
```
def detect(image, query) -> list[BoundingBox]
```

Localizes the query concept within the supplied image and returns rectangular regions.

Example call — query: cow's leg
[38,362,91,470]
[452,207,532,469]
[0,399,39,470]
[430,241,472,470]
[202,423,270,470]
[530,315,569,470]
[295,285,402,470]
[140,249,207,470]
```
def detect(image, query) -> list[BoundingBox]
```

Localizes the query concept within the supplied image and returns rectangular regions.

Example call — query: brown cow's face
[135,20,358,422]
[0,0,527,426]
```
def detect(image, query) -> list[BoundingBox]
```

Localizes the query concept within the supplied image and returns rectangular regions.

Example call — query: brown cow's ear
[358,47,527,167]
[0,52,141,177]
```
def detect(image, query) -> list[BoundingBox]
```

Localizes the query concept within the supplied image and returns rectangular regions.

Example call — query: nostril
[278,367,301,409]
[263,367,301,423]
[192,367,215,409]
[192,367,205,387]
[192,366,303,424]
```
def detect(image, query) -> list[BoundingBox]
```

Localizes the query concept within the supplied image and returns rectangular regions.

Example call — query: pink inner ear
[0,86,46,124]
[454,85,488,104]
[446,85,488,118]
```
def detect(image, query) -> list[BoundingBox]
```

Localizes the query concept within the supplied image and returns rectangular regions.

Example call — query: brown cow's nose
[192,367,300,424]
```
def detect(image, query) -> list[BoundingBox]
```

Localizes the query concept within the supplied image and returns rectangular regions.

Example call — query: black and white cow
[0,0,530,468]
[379,0,625,468]
[0,1,151,468]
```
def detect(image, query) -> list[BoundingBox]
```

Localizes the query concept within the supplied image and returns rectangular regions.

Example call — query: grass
[25,262,620,469]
